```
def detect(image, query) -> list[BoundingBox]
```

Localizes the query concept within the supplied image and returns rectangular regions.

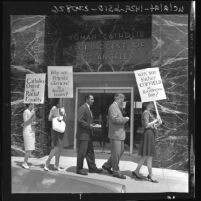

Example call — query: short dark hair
[142,102,153,111]
[51,98,60,107]
[85,94,93,101]
[25,104,30,108]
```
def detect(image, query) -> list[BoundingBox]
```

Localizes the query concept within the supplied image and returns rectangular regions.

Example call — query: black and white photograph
[2,1,195,200]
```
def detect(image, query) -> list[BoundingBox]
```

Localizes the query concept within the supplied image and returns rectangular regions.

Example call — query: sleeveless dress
[23,109,35,151]
[138,110,157,157]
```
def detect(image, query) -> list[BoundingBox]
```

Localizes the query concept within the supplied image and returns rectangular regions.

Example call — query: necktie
[89,107,93,118]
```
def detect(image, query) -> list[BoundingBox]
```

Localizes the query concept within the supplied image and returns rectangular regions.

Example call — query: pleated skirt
[138,128,156,157]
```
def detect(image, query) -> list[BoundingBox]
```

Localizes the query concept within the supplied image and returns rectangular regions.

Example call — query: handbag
[52,116,66,133]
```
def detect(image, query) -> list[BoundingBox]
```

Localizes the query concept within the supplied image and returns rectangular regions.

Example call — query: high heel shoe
[44,162,50,171]
[147,175,159,183]
[132,171,142,179]
[22,162,30,169]
[54,165,62,171]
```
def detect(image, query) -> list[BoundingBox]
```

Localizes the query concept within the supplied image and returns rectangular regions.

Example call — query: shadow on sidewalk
[65,166,77,173]
[14,161,34,168]
[121,170,133,178]
[14,161,55,171]
[66,166,118,178]
[121,170,148,181]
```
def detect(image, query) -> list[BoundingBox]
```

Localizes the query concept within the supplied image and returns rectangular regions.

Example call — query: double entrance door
[74,87,134,153]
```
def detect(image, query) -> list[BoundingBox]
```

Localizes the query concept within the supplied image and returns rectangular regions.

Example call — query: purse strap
[57,115,63,121]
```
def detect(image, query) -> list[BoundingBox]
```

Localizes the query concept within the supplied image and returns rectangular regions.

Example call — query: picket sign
[134,67,167,119]
[48,66,73,98]
[24,73,46,104]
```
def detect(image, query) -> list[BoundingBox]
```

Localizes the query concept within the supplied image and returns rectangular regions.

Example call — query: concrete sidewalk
[11,150,188,193]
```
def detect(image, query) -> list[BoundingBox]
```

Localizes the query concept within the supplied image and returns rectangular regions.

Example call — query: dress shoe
[76,170,88,175]
[89,168,103,173]
[102,165,113,174]
[113,172,126,179]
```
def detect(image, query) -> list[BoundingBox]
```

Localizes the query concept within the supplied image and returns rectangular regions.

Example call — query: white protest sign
[24,73,46,104]
[48,66,73,98]
[134,68,166,102]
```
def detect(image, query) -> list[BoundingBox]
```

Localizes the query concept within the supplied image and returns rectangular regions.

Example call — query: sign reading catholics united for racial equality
[24,74,46,104]
[134,68,166,102]
[48,66,73,98]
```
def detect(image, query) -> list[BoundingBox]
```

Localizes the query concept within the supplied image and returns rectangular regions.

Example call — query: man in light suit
[76,94,102,175]
[102,93,129,179]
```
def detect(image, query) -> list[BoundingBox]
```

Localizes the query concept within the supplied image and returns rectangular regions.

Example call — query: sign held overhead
[24,73,46,104]
[48,66,73,98]
[134,67,166,102]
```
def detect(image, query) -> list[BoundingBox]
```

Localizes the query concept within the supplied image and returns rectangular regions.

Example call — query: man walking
[76,94,102,175]
[102,93,129,179]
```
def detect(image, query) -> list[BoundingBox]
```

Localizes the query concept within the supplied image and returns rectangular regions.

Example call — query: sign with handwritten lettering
[134,68,166,102]
[24,74,46,104]
[48,66,73,98]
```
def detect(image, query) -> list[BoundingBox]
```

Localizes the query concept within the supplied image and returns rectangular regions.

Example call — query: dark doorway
[77,90,132,152]
[91,93,131,151]
[91,93,113,148]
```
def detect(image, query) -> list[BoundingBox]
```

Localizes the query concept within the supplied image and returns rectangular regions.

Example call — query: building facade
[11,14,189,170]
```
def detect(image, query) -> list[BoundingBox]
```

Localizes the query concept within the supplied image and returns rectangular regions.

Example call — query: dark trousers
[77,140,97,171]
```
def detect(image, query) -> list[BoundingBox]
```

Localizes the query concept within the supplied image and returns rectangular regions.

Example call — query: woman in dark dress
[132,102,162,183]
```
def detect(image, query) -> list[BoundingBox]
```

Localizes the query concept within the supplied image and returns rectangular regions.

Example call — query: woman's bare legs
[22,150,32,168]
[147,156,158,182]
[55,147,62,168]
[45,147,60,167]
[134,156,147,175]
[24,150,32,164]
[147,156,153,177]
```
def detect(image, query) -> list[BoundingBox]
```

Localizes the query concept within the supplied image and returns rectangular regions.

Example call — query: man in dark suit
[76,94,102,175]
[102,93,129,179]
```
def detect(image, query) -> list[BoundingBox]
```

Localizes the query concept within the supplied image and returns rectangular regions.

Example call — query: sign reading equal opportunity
[48,66,73,98]
[134,68,166,102]
[24,73,46,104]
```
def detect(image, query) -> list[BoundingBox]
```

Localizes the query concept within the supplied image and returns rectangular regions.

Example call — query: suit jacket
[76,103,93,140]
[108,102,128,141]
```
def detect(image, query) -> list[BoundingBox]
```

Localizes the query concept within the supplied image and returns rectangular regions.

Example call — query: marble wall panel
[11,15,51,157]
[152,15,188,170]
[11,15,45,65]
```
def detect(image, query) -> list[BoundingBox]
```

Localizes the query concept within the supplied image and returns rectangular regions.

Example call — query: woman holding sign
[44,99,66,171]
[22,103,37,169]
[132,102,162,183]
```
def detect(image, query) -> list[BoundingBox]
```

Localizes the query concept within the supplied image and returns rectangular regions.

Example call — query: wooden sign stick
[33,104,36,117]
[153,100,160,119]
